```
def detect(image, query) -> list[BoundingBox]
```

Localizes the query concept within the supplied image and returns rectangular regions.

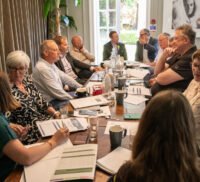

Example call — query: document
[70,95,109,109]
[104,121,139,135]
[24,140,73,182]
[51,144,98,181]
[128,85,151,96]
[97,147,131,174]
[124,95,148,105]
[36,118,88,137]
[73,106,111,118]
[126,68,149,79]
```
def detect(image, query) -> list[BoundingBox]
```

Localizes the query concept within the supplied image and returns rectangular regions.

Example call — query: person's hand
[149,78,157,87]
[49,128,69,147]
[9,123,29,137]
[53,111,61,119]
[162,47,176,58]
[93,66,103,72]
[64,85,69,91]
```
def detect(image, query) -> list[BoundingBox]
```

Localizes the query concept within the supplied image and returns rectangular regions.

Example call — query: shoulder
[118,42,125,47]
[104,41,112,47]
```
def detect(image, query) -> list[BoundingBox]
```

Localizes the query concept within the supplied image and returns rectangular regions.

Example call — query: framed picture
[163,0,200,37]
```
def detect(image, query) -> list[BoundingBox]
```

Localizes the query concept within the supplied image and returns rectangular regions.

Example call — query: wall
[65,0,91,51]
[149,0,200,48]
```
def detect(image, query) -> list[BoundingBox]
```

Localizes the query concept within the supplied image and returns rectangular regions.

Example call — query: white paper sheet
[70,95,109,109]
[126,68,149,79]
[97,147,131,174]
[104,121,139,135]
[51,144,98,181]
[36,118,89,137]
[124,95,148,105]
[128,85,151,96]
[24,140,73,182]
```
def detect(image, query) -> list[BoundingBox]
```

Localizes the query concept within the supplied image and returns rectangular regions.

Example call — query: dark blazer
[135,37,158,62]
[55,52,92,78]
[103,41,127,61]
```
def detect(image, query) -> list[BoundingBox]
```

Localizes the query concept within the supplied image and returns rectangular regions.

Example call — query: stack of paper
[36,118,88,137]
[24,140,73,182]
[51,144,98,181]
[70,95,109,109]
[124,95,148,105]
[97,147,131,174]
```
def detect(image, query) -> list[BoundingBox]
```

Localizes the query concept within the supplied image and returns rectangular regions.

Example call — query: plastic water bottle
[104,73,112,93]
[110,47,117,69]
[115,55,124,71]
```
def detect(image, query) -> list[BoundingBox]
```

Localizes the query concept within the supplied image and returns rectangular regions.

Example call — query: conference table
[5,102,139,182]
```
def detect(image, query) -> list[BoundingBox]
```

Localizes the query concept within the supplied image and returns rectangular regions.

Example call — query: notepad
[36,118,88,137]
[70,95,109,109]
[97,147,131,174]
[51,144,98,181]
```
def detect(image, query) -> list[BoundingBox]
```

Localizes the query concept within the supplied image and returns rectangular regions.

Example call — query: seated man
[32,40,82,109]
[150,24,197,95]
[70,35,95,64]
[103,31,127,61]
[135,28,158,63]
[54,35,99,83]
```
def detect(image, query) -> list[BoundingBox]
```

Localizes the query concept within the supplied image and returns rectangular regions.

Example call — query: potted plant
[43,0,80,37]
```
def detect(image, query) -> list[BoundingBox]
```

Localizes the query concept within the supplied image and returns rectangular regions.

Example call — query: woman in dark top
[110,90,200,182]
[6,50,61,144]
[0,71,69,180]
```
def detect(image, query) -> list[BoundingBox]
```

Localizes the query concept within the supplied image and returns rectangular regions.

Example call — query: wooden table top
[5,101,138,182]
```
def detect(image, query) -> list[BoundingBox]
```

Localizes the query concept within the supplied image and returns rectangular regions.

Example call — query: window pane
[100,29,108,41]
[99,0,106,9]
[109,12,116,26]
[109,0,116,9]
[100,12,107,27]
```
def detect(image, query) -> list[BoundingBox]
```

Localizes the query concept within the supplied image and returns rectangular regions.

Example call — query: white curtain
[0,0,47,72]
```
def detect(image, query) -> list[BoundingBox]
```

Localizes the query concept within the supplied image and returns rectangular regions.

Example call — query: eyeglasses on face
[9,66,26,73]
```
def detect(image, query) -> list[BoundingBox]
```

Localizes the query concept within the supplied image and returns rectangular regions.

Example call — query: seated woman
[6,50,61,144]
[0,71,69,180]
[110,90,200,182]
[183,49,200,151]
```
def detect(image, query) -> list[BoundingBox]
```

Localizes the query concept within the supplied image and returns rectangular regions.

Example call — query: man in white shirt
[32,40,82,109]
[70,35,95,64]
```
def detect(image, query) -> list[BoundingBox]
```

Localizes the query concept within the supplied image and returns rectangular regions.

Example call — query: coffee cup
[117,77,126,90]
[76,87,88,98]
[115,90,128,105]
[109,125,127,149]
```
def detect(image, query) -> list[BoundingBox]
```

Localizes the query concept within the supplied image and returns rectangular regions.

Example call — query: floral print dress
[6,75,52,144]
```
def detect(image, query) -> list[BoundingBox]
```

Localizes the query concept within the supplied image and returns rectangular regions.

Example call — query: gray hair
[40,40,56,58]
[6,50,30,71]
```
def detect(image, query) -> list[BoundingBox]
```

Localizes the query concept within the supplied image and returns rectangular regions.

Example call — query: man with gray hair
[151,24,197,95]
[32,40,82,109]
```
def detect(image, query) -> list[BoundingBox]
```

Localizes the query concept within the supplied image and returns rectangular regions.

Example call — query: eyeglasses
[173,35,186,41]
[9,67,26,73]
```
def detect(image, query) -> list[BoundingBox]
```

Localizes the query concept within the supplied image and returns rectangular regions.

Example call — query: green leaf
[43,0,52,18]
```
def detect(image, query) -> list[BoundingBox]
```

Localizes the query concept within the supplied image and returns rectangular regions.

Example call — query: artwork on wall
[163,0,200,37]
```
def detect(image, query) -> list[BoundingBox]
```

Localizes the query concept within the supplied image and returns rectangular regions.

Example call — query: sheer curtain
[0,0,46,72]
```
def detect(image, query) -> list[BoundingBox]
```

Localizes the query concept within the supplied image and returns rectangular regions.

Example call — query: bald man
[32,40,81,109]
[70,35,95,64]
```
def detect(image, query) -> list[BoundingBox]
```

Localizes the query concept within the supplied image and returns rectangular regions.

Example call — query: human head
[71,35,83,50]
[139,28,150,39]
[173,24,196,54]
[192,49,200,82]
[53,36,69,55]
[168,37,175,48]
[158,32,170,50]
[109,31,119,44]
[6,50,30,84]
[40,40,60,63]
[0,72,20,112]
[131,90,199,180]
